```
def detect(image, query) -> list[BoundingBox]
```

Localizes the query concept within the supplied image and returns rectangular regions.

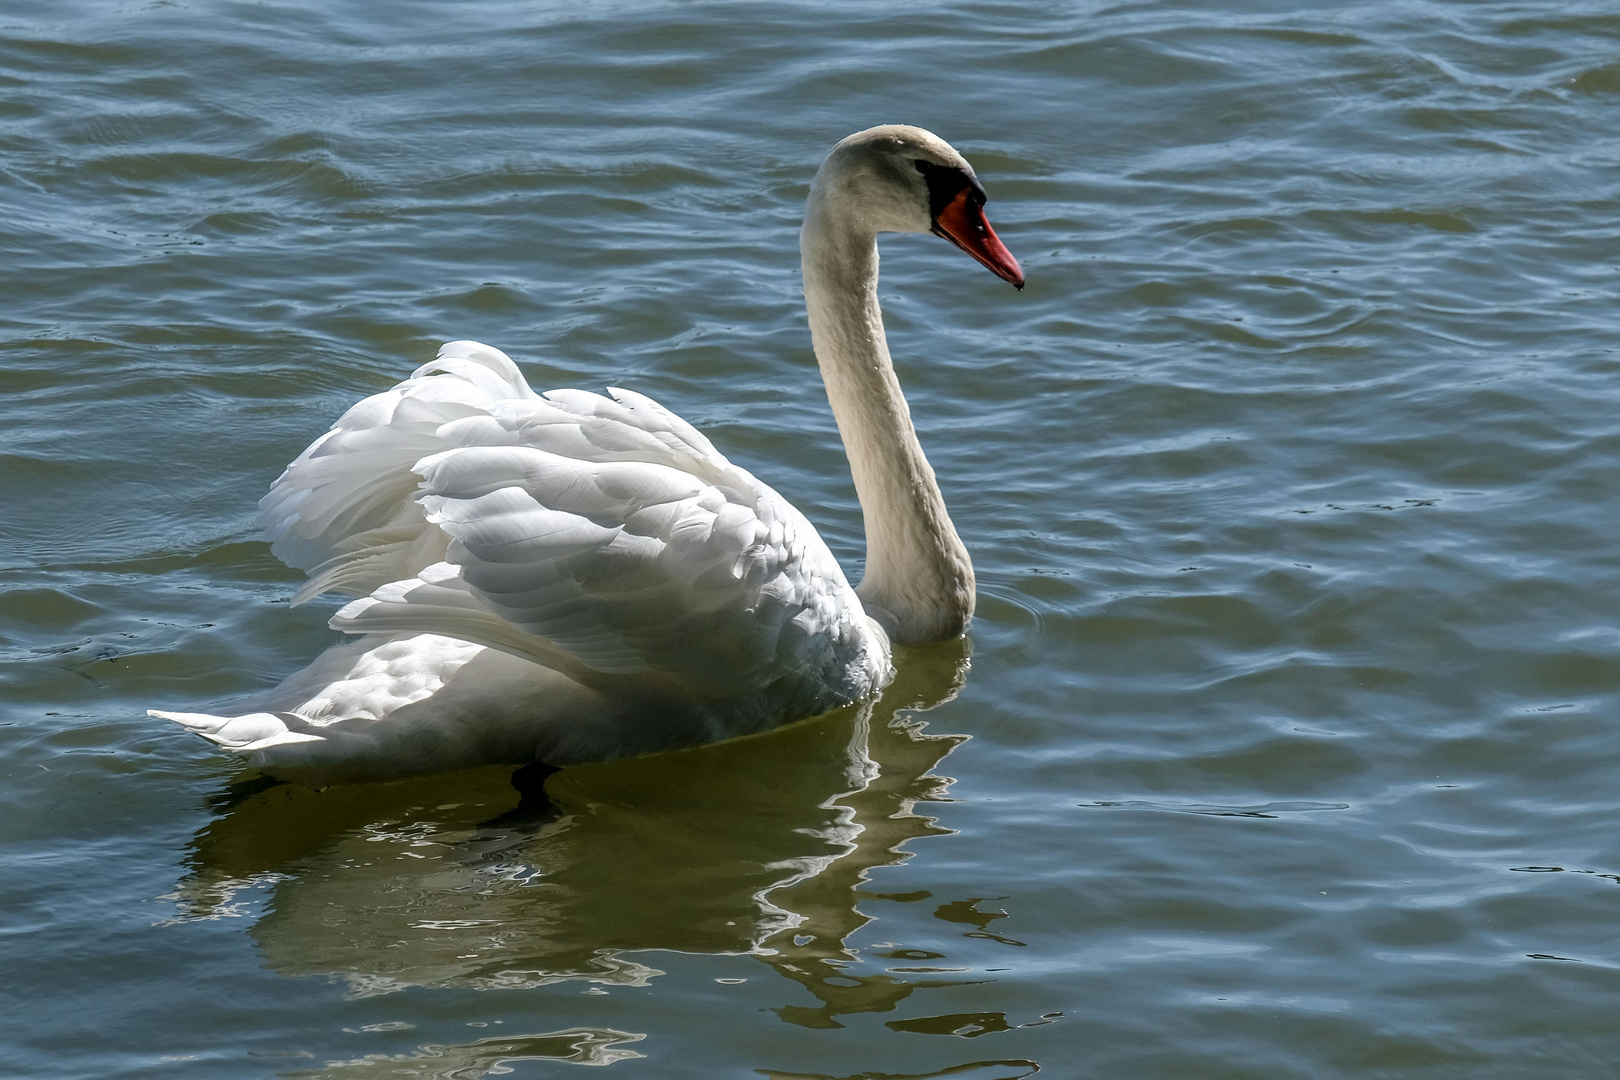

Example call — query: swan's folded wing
[262,340,875,702]
[330,442,868,702]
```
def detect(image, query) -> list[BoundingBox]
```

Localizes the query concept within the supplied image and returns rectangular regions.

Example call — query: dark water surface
[5,1,1620,1076]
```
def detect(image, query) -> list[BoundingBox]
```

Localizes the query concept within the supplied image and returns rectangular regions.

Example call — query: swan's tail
[146,634,632,784]
[148,709,324,754]
[150,704,422,785]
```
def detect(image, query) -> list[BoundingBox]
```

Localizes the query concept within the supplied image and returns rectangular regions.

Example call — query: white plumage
[151,126,1022,782]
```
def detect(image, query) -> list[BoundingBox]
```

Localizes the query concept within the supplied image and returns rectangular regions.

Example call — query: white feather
[154,125,1017,782]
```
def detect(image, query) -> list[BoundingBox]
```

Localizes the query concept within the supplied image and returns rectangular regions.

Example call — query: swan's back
[260,341,888,721]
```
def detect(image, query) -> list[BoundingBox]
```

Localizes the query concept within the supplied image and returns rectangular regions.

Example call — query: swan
[150,125,1023,783]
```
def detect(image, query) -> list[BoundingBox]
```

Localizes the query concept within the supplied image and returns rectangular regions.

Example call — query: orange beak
[932,188,1024,289]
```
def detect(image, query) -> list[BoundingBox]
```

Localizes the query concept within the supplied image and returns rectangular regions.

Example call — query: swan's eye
[912,159,982,222]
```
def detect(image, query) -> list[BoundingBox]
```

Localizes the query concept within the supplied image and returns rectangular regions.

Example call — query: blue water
[4,2,1620,1076]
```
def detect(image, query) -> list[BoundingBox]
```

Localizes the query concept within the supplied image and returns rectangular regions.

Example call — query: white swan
[151,125,1023,783]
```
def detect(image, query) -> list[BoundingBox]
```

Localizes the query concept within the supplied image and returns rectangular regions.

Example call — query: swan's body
[151,126,1022,782]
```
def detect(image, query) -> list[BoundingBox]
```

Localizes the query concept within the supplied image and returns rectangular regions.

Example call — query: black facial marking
[913,159,986,222]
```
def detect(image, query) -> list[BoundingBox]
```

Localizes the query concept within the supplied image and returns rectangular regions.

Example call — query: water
[4,1,1620,1075]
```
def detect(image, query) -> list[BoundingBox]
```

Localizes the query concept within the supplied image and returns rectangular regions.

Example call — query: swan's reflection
[174,641,971,1025]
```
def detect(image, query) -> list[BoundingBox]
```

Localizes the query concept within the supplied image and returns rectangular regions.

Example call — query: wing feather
[265,340,887,710]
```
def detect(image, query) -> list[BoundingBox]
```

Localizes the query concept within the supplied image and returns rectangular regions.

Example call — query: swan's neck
[801,198,974,645]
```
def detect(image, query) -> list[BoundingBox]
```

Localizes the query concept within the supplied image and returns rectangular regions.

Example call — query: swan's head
[811,124,1024,289]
